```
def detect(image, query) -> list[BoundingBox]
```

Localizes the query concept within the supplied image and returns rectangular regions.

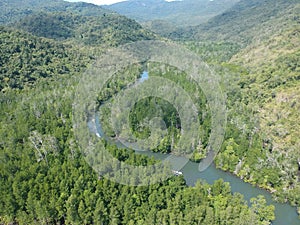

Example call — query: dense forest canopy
[1,0,299,224]
[0,0,111,24]
[0,26,91,91]
[13,12,156,46]
[179,0,300,214]
[0,16,275,225]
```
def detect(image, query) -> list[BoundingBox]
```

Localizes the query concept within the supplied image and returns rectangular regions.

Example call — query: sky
[65,0,128,5]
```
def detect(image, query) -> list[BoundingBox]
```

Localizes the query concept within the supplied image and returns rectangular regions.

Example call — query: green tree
[250,195,275,225]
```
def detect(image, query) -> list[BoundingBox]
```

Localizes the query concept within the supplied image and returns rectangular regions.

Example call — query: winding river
[92,71,299,225]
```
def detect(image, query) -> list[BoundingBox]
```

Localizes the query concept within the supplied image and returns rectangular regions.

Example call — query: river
[92,71,299,225]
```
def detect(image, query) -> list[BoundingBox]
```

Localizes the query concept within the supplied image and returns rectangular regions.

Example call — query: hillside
[0,0,111,24]
[229,2,300,205]
[0,0,297,224]
[0,3,275,225]
[172,0,299,44]
[0,27,276,225]
[0,26,91,91]
[105,0,239,28]
[0,0,156,91]
[179,0,300,210]
[12,12,155,46]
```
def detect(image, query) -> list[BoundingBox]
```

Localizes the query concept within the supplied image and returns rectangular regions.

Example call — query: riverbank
[91,115,299,224]
[91,70,299,224]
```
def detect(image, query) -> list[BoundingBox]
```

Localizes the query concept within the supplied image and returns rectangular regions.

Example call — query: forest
[0,24,274,225]
[1,0,299,224]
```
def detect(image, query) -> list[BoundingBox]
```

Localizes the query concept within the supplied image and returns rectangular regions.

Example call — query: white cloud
[65,0,128,5]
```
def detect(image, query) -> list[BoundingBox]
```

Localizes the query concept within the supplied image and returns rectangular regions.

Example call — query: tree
[250,195,275,225]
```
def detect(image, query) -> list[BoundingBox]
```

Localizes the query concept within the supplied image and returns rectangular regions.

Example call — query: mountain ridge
[12,11,156,46]
[0,0,112,24]
[105,0,240,28]
[171,0,300,45]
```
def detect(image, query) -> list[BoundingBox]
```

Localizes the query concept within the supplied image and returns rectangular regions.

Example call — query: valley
[0,0,299,224]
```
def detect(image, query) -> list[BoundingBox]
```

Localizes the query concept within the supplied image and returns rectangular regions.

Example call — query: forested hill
[178,0,300,211]
[0,0,156,91]
[0,0,111,24]
[226,0,300,207]
[0,26,92,91]
[12,12,155,46]
[172,0,299,45]
[0,28,276,225]
[105,0,239,27]
[0,1,277,224]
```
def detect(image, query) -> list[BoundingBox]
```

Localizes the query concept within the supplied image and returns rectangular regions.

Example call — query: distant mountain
[173,0,300,44]
[105,0,240,28]
[0,0,111,24]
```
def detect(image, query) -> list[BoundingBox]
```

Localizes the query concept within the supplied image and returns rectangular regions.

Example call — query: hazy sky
[65,0,128,5]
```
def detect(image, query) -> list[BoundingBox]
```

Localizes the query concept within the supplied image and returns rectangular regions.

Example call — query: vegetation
[3,0,299,223]
[0,22,273,225]
[178,0,300,214]
[13,12,156,46]
[171,0,300,44]
[0,0,110,24]
[97,62,211,159]
[105,0,239,28]
[0,26,90,91]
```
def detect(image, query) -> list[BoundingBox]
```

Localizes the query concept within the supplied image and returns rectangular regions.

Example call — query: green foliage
[97,62,211,157]
[181,0,300,209]
[0,0,110,24]
[184,41,241,64]
[0,26,90,91]
[0,0,296,224]
[129,97,181,153]
[250,195,275,225]
[0,74,270,224]
[13,12,156,46]
[230,48,300,206]
[14,12,77,40]
[147,62,211,151]
[215,138,239,171]
[172,0,300,45]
